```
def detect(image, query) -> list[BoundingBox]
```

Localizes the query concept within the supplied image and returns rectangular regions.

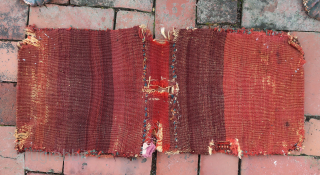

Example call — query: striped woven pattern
[16,26,305,158]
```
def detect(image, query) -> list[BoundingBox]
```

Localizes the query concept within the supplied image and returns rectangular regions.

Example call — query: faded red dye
[16,26,305,158]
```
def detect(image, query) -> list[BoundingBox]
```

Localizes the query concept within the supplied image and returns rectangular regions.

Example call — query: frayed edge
[139,24,153,41]
[156,123,163,152]
[17,25,40,49]
[14,126,32,152]
[165,151,180,155]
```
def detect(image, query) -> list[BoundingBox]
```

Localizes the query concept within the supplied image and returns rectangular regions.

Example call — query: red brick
[0,126,17,158]
[0,83,16,125]
[29,4,114,30]
[241,155,320,174]
[116,11,154,33]
[0,41,18,82]
[155,0,196,39]
[242,0,320,31]
[0,154,24,175]
[301,119,320,156]
[25,151,63,173]
[200,153,238,175]
[70,0,153,12]
[156,153,198,175]
[0,0,28,40]
[291,32,320,115]
[64,155,152,174]
[50,0,68,4]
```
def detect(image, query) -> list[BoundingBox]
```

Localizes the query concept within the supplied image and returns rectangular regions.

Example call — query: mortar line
[152,0,156,38]
[197,154,201,175]
[238,158,242,175]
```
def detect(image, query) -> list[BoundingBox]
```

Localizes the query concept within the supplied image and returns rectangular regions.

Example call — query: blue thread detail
[175,145,178,148]
[173,70,175,73]
[173,100,176,103]
[172,59,175,62]
[173,75,177,78]
[143,134,146,137]
[173,54,175,57]
[142,139,145,142]
[143,44,145,47]
[144,129,146,132]
[144,119,146,123]
[171,65,174,69]
[171,95,174,98]
[145,112,148,117]
[143,53,146,56]
[145,107,147,110]
[173,43,176,47]
[146,94,148,97]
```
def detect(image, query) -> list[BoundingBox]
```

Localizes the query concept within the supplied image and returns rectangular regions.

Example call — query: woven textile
[16,26,305,158]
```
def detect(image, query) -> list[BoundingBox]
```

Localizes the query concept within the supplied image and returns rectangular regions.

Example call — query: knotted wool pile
[15,25,305,158]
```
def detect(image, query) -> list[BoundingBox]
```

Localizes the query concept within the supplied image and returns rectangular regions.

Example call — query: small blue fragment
[173,75,177,78]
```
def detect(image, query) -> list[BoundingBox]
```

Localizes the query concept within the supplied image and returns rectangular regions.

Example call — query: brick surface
[0,0,28,40]
[64,155,152,175]
[197,0,238,24]
[242,0,320,31]
[29,4,114,30]
[70,0,153,12]
[301,119,320,156]
[291,32,320,115]
[25,151,63,173]
[200,153,238,175]
[155,0,196,39]
[0,153,24,175]
[241,155,320,174]
[0,126,17,158]
[116,11,154,33]
[0,41,18,82]
[0,83,17,125]
[156,153,198,175]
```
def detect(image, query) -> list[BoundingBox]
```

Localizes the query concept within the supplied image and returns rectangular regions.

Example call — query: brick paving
[0,41,18,82]
[156,153,198,175]
[1,0,320,174]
